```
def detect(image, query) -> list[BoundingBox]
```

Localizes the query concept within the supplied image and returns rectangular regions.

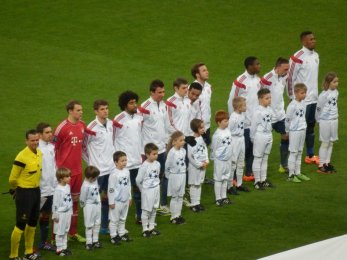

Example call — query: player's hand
[129,199,132,206]
[53,218,59,223]
[109,204,115,209]
[9,189,16,200]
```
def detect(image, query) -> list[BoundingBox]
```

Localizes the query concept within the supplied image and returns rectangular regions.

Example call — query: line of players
[8,30,339,259]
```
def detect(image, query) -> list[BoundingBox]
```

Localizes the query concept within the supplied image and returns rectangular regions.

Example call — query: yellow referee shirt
[9,146,42,188]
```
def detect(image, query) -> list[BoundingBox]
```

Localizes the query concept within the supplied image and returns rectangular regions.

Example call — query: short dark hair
[215,110,229,124]
[93,99,109,110]
[190,119,204,133]
[26,129,38,139]
[173,77,188,88]
[66,100,81,112]
[189,82,203,92]
[56,167,71,181]
[191,63,205,79]
[84,165,100,179]
[118,91,139,111]
[300,31,313,40]
[294,83,307,93]
[149,80,164,92]
[144,143,158,155]
[257,88,271,99]
[244,56,258,69]
[275,57,289,67]
[36,122,51,133]
[113,151,127,162]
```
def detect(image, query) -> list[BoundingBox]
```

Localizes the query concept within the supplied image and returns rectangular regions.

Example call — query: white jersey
[165,147,186,177]
[113,111,143,170]
[285,99,307,132]
[79,179,101,207]
[316,89,339,121]
[136,160,161,192]
[195,80,212,129]
[228,112,245,137]
[211,128,232,161]
[228,70,261,128]
[108,168,132,204]
[140,97,168,154]
[187,136,209,169]
[52,184,73,219]
[38,139,57,197]
[250,105,273,139]
[83,117,116,176]
[287,47,319,104]
[260,69,287,122]
[167,93,191,136]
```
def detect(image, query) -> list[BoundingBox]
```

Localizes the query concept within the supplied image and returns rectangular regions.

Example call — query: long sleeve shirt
[316,89,339,122]
[136,160,161,192]
[250,105,273,139]
[285,99,307,132]
[39,139,57,197]
[228,112,245,138]
[195,80,212,130]
[79,179,101,207]
[187,136,209,169]
[165,147,186,177]
[108,168,132,204]
[167,93,191,136]
[287,46,319,104]
[211,128,232,161]
[52,184,72,219]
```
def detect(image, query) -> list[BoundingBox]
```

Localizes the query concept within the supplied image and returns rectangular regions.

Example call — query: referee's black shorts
[15,187,40,226]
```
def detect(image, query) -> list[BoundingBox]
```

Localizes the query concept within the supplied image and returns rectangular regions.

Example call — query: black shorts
[40,195,53,213]
[16,187,40,224]
[272,119,286,135]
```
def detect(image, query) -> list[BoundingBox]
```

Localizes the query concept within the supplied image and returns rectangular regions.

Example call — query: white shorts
[53,212,71,236]
[168,174,186,197]
[83,203,101,228]
[230,136,245,162]
[253,133,273,157]
[141,186,160,212]
[109,201,129,222]
[188,165,206,186]
[289,130,306,152]
[213,159,231,182]
[319,119,338,142]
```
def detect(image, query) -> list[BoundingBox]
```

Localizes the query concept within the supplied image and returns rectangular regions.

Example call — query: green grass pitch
[0,1,347,259]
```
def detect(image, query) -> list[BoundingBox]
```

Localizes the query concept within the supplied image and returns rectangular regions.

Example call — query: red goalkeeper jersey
[53,119,94,176]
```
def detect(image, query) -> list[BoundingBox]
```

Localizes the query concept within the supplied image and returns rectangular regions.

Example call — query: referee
[9,129,42,260]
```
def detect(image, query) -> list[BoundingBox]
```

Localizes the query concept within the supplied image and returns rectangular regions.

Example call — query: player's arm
[187,144,203,169]
[315,92,327,123]
[79,183,87,208]
[287,57,302,99]
[285,104,294,133]
[52,189,62,221]
[249,110,260,142]
[108,174,116,208]
[82,134,90,163]
[164,150,175,178]
[9,155,25,189]
[135,167,144,192]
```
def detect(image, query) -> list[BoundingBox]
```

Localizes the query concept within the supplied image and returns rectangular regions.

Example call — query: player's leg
[244,128,254,179]
[38,195,55,251]
[157,152,169,211]
[305,103,319,163]
[24,188,40,256]
[129,168,142,223]
[92,205,101,244]
[69,173,85,242]
[108,207,118,241]
[97,174,109,234]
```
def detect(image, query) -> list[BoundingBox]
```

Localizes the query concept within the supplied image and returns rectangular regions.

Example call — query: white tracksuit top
[250,105,273,140]
[260,69,287,123]
[228,70,261,129]
[113,112,143,170]
[167,93,191,136]
[195,80,212,130]
[79,179,101,207]
[39,139,57,197]
[287,46,319,104]
[211,128,233,161]
[83,117,116,176]
[136,160,161,192]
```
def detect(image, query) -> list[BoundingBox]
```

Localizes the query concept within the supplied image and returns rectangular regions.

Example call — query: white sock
[85,227,93,244]
[56,234,64,252]
[253,156,262,183]
[260,154,269,182]
[92,225,100,243]
[177,196,183,217]
[295,151,302,175]
[149,209,157,230]
[214,181,222,200]
[319,142,329,166]
[288,152,297,176]
[221,180,227,199]
[236,165,244,187]
[141,210,150,232]
[326,142,333,164]
[118,216,127,237]
[109,220,118,238]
